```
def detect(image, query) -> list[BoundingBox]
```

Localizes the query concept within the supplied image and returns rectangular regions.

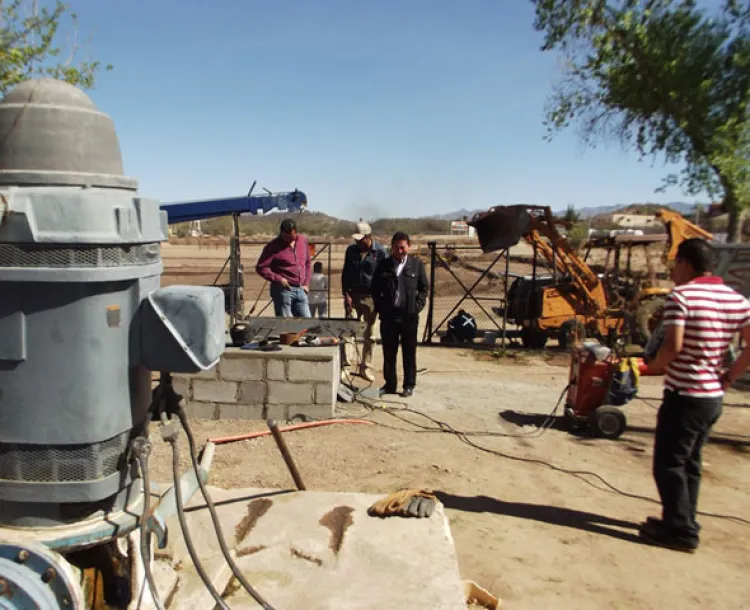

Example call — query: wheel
[636,297,666,344]
[589,405,627,439]
[558,319,583,349]
[521,327,548,349]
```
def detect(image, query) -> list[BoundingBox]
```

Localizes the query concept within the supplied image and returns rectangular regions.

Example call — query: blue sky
[64,0,704,219]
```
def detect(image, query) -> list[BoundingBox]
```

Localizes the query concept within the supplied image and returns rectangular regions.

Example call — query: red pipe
[207,419,374,445]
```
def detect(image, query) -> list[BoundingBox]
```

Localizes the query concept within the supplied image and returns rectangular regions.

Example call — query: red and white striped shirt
[662,276,750,397]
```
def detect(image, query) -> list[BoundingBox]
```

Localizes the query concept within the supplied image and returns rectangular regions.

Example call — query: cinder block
[172,376,191,400]
[185,401,219,420]
[267,381,313,405]
[287,360,333,382]
[265,404,289,421]
[190,366,218,380]
[286,403,334,421]
[239,381,267,404]
[267,359,286,381]
[219,403,264,420]
[314,383,334,406]
[193,379,238,403]
[219,356,265,381]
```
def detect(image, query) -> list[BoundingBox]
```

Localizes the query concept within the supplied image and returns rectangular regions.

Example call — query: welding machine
[564,343,651,439]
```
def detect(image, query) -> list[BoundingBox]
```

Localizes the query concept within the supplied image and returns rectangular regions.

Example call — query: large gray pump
[0,78,225,529]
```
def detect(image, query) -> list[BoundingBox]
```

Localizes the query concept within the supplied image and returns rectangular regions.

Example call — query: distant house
[450,220,476,238]
[611,213,660,229]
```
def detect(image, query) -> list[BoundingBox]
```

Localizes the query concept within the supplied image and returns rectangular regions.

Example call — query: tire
[521,327,548,349]
[636,297,666,344]
[590,406,627,440]
[558,320,582,349]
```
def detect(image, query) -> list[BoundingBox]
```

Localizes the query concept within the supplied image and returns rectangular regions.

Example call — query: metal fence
[161,240,339,319]
[421,242,512,345]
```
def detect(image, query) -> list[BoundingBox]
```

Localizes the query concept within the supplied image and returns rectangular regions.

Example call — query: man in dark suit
[371,232,429,397]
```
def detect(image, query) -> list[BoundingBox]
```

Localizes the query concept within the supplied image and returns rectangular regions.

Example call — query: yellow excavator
[582,209,714,342]
[469,205,712,348]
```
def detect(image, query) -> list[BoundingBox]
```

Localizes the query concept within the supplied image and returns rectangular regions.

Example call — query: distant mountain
[571,202,697,218]
[430,202,697,221]
[431,208,485,221]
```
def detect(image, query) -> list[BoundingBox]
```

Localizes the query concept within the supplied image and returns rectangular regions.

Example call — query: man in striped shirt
[641,238,750,553]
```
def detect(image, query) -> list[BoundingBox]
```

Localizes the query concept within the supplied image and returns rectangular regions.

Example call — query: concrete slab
[158,486,468,609]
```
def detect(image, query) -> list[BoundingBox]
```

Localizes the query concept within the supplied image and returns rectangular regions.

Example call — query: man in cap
[256,218,311,317]
[341,221,386,380]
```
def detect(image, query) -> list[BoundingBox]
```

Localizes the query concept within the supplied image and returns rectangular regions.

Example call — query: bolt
[17,550,29,563]
[42,568,56,583]
[62,596,71,606]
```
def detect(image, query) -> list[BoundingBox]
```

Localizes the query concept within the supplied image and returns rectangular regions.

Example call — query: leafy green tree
[532,0,749,241]
[563,204,582,223]
[0,0,111,94]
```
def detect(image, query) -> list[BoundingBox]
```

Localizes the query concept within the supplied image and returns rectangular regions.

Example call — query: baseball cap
[352,221,372,241]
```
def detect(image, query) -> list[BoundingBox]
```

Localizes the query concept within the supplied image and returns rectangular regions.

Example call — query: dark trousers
[653,389,722,541]
[380,311,419,391]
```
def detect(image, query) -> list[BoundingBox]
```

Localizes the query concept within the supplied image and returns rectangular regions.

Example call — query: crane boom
[161,189,307,224]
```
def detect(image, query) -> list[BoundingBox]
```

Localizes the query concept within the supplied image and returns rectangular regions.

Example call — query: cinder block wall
[173,346,340,421]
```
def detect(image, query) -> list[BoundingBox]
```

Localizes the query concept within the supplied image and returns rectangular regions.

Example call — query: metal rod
[552,249,557,283]
[327,242,332,318]
[423,241,437,344]
[502,248,509,349]
[267,419,306,490]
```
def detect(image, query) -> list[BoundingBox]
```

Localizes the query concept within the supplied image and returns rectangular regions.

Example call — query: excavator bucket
[468,205,533,253]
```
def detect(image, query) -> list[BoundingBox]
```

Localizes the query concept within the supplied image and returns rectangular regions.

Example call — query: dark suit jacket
[371,255,429,318]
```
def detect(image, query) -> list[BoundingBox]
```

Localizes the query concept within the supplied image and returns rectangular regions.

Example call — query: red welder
[564,343,655,439]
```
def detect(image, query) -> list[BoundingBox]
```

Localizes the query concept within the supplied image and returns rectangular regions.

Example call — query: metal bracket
[146,515,168,550]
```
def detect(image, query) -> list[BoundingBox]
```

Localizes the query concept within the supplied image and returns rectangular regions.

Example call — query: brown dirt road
[149,346,750,610]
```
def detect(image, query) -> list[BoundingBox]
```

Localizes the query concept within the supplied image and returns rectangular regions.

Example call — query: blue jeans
[309,301,327,318]
[271,284,311,318]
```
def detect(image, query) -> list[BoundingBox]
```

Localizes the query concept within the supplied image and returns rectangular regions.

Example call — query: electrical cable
[337,310,749,524]
[354,395,750,527]
[177,407,275,610]
[134,444,167,610]
[167,427,232,610]
[636,396,750,439]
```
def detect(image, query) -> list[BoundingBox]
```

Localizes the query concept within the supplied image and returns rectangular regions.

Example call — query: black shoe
[379,386,396,397]
[638,521,698,554]
[401,387,414,398]
[642,516,702,533]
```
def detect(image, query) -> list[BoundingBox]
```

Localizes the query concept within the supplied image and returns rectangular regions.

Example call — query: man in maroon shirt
[642,238,750,553]
[255,219,312,317]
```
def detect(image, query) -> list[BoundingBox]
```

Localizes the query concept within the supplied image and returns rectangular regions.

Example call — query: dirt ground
[148,345,750,610]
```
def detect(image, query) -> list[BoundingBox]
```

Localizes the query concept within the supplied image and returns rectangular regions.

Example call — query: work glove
[367,488,437,518]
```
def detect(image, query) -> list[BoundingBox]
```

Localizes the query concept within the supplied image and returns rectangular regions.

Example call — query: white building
[450,220,476,238]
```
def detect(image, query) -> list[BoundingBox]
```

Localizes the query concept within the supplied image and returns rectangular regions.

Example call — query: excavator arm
[469,204,609,317]
[523,207,606,316]
[655,208,713,263]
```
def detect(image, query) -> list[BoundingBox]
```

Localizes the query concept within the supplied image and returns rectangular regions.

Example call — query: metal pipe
[267,419,306,491]
[327,242,332,318]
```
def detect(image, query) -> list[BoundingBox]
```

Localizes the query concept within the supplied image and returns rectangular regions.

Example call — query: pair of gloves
[367,488,437,519]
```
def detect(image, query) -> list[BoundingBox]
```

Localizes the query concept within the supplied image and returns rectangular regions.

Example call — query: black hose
[176,407,275,610]
[168,432,232,610]
[136,447,167,610]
